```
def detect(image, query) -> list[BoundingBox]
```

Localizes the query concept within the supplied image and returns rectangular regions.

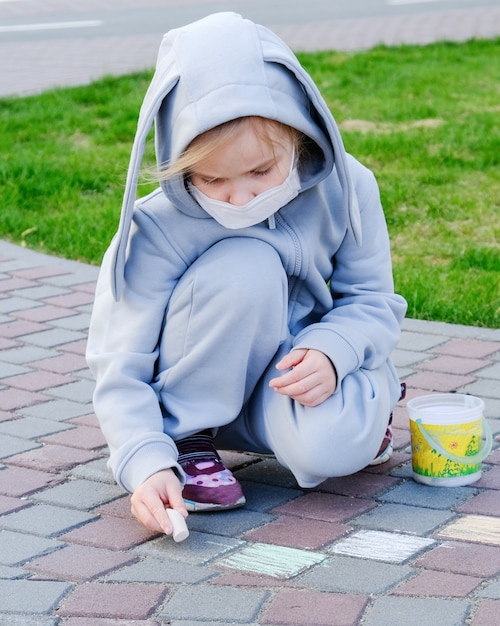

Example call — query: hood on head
[111,12,361,300]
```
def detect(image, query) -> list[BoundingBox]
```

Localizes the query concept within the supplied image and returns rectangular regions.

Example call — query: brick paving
[1,3,500,624]
[0,239,499,626]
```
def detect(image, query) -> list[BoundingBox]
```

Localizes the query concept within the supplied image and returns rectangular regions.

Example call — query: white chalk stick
[166,508,189,542]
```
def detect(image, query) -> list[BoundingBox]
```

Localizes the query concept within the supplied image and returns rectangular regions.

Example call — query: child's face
[189,122,294,206]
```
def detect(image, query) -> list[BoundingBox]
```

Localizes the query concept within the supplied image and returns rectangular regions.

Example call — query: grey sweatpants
[154,238,401,488]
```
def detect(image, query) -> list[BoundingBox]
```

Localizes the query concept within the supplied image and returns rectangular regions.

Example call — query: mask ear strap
[110,43,179,301]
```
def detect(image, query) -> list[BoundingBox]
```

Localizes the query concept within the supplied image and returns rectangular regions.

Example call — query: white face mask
[188,156,301,229]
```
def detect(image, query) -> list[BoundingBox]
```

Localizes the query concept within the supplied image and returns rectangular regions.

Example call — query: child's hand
[269,348,337,407]
[130,468,188,535]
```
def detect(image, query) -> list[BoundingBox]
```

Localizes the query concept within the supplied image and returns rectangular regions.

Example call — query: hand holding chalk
[166,508,189,542]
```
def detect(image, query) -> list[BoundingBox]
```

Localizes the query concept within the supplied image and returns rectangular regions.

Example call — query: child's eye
[252,167,272,177]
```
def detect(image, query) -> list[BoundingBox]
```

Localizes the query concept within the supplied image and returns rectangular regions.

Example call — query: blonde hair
[157,116,303,181]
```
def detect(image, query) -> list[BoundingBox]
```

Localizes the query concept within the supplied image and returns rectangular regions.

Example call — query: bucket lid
[407,393,484,425]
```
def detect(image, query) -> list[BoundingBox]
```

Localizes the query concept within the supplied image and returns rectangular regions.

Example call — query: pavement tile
[0,409,18,423]
[185,508,275,538]
[377,481,477,510]
[41,424,107,450]
[455,490,500,516]
[16,304,78,322]
[94,496,132,518]
[20,328,86,349]
[12,267,69,280]
[25,544,137,581]
[416,355,490,375]
[60,516,156,550]
[44,378,94,403]
[0,530,60,566]
[314,472,401,498]
[0,494,30,515]
[352,502,455,535]
[0,416,74,440]
[391,569,483,597]
[414,541,500,577]
[44,292,96,309]
[19,397,94,421]
[362,596,470,626]
[7,443,101,472]
[0,503,97,537]
[158,585,268,622]
[436,514,500,546]
[243,515,351,550]
[271,491,377,522]
[56,582,168,619]
[0,319,49,338]
[472,600,500,626]
[260,589,368,626]
[478,578,500,599]
[239,481,303,512]
[297,556,413,595]
[330,529,435,563]
[475,464,500,489]
[0,337,18,350]
[31,478,124,510]
[59,339,88,355]
[1,370,75,392]
[209,570,291,588]
[0,579,72,615]
[68,457,115,484]
[0,467,64,497]
[60,619,159,626]
[0,345,59,364]
[215,542,326,579]
[402,370,476,392]
[0,277,36,291]
[431,339,500,359]
[0,387,51,411]
[106,555,217,584]
[0,433,41,459]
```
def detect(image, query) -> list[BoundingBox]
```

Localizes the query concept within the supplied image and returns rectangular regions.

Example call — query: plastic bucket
[407,393,492,487]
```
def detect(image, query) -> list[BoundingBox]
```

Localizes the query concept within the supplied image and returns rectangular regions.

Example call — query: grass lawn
[0,39,499,327]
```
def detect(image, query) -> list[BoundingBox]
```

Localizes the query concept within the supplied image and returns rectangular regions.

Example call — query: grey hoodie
[87,12,407,493]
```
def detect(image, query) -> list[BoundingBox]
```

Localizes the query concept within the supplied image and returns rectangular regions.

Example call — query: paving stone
[0,319,49,338]
[414,541,500,577]
[25,543,137,581]
[20,328,86,348]
[235,457,302,488]
[61,515,155,550]
[0,494,30,515]
[59,619,158,626]
[239,481,303,512]
[105,555,216,584]
[397,332,448,352]
[378,481,477,510]
[68,457,115,484]
[44,291,95,308]
[455,490,500,516]
[0,345,59,364]
[362,596,470,626]
[0,277,35,292]
[42,424,107,450]
[298,556,413,594]
[475,465,500,489]
[185,507,275,538]
[0,503,97,537]
[19,398,94,421]
[0,564,27,579]
[0,416,74,439]
[44,378,94,403]
[478,578,500,599]
[1,467,51,501]
[133,531,244,566]
[260,589,368,626]
[271,491,377,522]
[59,338,88,355]
[0,388,51,411]
[330,530,435,563]
[463,378,500,401]
[16,304,78,322]
[0,579,71,615]
[158,585,268,622]
[417,355,490,375]
[352,502,455,535]
[13,267,68,281]
[472,600,500,626]
[13,285,70,300]
[244,515,350,550]
[1,370,75,392]
[392,569,483,597]
[403,370,476,392]
[437,515,500,546]
[57,582,168,619]
[314,472,401,498]
[7,443,101,472]
[431,339,500,359]
[31,478,124,510]
[215,543,326,579]
[0,433,41,459]
[0,296,43,314]
[0,530,60,566]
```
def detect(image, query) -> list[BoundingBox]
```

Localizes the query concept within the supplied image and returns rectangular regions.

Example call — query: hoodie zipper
[275,213,302,283]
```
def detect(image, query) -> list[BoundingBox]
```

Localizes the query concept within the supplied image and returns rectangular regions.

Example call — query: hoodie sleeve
[292,157,407,386]
[86,202,187,493]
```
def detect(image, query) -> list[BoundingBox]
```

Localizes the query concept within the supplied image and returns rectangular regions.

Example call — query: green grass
[1,39,499,327]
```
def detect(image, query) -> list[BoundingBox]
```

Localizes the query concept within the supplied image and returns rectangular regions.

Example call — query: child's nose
[227,184,256,206]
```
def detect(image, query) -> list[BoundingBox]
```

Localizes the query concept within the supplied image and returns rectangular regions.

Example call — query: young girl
[86,12,407,537]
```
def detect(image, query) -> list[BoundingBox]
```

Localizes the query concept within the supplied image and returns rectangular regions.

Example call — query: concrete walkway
[1,5,500,626]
